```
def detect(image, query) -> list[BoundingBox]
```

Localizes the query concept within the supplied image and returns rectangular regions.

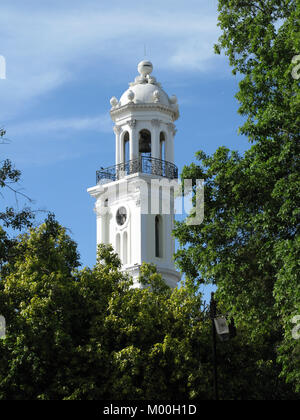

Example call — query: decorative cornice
[113,125,122,135]
[94,201,109,217]
[127,119,137,128]
[167,122,177,136]
[110,103,179,122]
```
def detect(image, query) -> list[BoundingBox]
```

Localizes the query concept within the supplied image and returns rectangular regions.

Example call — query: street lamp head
[214,317,230,342]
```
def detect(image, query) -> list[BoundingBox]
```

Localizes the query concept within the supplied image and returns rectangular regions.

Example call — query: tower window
[139,129,151,157]
[116,233,121,257]
[155,215,162,258]
[124,132,129,163]
[123,231,128,265]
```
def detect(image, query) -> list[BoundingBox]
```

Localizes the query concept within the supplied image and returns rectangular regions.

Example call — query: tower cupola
[107,61,179,175]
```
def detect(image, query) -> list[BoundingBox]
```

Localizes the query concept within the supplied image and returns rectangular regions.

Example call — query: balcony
[96,156,178,184]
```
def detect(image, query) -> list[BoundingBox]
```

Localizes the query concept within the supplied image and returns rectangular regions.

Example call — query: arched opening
[160,132,166,161]
[155,215,162,258]
[124,132,130,163]
[123,231,128,265]
[139,129,151,158]
[116,233,121,257]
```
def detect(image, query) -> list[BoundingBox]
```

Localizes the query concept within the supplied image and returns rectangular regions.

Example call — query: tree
[173,0,299,394]
[1,216,297,399]
[0,128,35,232]
[0,128,36,269]
[0,217,209,400]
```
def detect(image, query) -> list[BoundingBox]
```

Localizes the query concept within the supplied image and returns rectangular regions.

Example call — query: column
[151,119,161,159]
[96,210,107,245]
[166,123,176,163]
[127,119,138,161]
[114,125,122,165]
[95,197,110,246]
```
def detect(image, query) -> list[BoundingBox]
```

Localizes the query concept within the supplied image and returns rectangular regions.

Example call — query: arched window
[139,129,151,157]
[155,215,162,258]
[160,132,166,161]
[123,231,128,265]
[116,233,121,257]
[124,132,129,163]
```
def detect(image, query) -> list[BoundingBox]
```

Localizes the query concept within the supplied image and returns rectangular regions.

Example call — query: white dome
[119,83,170,106]
[110,61,179,120]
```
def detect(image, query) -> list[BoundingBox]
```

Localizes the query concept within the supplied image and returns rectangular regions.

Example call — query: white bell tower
[88,60,181,288]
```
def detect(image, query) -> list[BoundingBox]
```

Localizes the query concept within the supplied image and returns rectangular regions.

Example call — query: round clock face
[116,206,127,226]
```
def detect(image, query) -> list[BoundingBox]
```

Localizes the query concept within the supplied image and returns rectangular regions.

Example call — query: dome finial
[138,60,153,76]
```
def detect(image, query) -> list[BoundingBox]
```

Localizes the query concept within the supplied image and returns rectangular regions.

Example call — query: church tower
[88,61,181,288]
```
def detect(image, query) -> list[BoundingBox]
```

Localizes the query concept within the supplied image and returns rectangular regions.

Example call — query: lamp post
[210,292,219,401]
[209,292,236,400]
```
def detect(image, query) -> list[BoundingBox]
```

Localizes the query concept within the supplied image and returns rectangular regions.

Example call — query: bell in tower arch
[139,129,151,155]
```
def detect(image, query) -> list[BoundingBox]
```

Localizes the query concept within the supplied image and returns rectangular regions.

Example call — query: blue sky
[0,1,250,289]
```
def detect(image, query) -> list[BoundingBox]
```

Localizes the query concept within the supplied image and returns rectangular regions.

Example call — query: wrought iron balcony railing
[96,156,178,184]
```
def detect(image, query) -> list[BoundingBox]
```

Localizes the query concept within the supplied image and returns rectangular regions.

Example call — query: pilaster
[151,119,161,159]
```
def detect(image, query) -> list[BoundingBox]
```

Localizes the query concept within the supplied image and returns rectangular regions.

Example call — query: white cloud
[8,114,112,136]
[0,2,222,120]
[4,113,113,167]
[170,39,219,71]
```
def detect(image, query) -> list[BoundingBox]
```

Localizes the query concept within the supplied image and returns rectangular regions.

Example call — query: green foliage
[274,237,300,389]
[0,215,298,400]
[0,222,210,400]
[0,217,297,399]
[215,0,299,143]
[0,128,36,269]
[174,0,299,395]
